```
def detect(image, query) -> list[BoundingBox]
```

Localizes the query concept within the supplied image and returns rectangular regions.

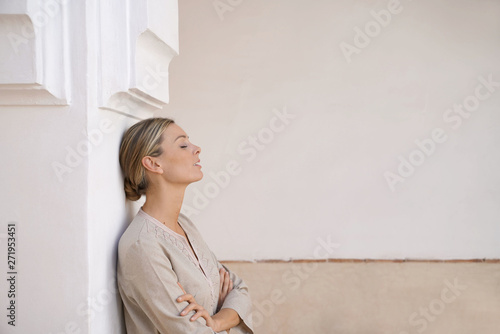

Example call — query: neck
[142,181,187,231]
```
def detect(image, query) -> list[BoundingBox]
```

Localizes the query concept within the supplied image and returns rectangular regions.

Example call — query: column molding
[99,0,179,119]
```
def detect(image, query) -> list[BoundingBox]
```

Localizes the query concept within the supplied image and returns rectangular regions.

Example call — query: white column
[88,0,178,333]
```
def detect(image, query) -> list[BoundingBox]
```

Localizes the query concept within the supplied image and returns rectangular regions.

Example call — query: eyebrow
[173,135,188,143]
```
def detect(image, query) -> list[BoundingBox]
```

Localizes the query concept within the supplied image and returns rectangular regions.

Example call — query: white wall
[160,0,500,261]
[0,1,90,333]
[0,0,178,333]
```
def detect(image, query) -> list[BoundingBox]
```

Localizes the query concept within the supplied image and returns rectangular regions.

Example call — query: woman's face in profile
[156,123,203,185]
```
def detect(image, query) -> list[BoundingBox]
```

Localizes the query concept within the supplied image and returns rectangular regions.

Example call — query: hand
[177,282,218,331]
[217,267,234,311]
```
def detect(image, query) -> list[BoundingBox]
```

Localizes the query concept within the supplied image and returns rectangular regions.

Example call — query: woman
[117,118,254,334]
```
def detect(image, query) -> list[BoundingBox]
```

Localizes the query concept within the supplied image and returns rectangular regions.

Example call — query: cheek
[162,151,186,168]
[161,153,195,180]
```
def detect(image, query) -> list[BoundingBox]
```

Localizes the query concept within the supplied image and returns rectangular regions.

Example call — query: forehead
[162,123,187,142]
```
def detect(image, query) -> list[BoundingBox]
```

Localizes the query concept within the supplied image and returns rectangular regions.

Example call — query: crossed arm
[177,267,241,333]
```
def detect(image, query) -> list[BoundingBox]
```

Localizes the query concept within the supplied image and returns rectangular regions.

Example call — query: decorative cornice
[0,2,69,106]
[100,0,178,119]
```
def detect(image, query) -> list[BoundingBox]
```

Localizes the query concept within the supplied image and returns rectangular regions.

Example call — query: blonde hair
[119,117,175,201]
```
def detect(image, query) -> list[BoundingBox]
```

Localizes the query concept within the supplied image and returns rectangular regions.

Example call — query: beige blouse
[117,209,254,334]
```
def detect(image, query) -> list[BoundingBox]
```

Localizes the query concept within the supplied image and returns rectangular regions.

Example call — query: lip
[194,160,201,167]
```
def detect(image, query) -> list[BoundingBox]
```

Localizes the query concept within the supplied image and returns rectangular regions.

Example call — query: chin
[192,172,203,183]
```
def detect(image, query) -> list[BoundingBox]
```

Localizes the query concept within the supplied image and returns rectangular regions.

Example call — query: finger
[229,279,233,291]
[219,268,225,293]
[177,293,193,303]
[190,309,207,321]
[180,303,197,316]
[222,272,230,294]
[195,310,211,324]
[220,268,226,280]
[222,274,231,295]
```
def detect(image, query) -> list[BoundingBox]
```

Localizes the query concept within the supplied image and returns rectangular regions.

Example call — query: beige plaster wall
[222,261,500,334]
[161,0,500,261]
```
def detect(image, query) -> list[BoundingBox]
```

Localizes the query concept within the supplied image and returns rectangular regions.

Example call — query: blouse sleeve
[213,256,255,334]
[119,239,227,334]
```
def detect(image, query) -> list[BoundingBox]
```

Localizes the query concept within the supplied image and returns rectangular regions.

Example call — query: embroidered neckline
[139,209,199,265]
[137,209,219,312]
[138,208,186,239]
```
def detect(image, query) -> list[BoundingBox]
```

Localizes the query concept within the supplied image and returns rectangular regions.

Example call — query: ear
[141,156,163,174]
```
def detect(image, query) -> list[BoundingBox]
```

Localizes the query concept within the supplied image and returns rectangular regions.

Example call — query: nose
[194,144,201,155]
